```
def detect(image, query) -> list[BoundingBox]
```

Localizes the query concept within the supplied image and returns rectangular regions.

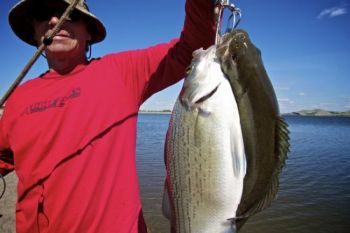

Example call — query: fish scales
[164,46,247,233]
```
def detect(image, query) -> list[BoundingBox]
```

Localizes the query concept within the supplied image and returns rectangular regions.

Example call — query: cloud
[345,103,350,110]
[340,96,350,110]
[340,95,350,100]
[318,6,347,19]
[275,86,290,91]
[278,98,294,105]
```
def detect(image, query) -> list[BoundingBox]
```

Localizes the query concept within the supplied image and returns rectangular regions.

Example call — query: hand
[213,0,227,25]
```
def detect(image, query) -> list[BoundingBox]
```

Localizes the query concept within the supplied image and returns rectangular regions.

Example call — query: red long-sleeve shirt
[0,1,215,232]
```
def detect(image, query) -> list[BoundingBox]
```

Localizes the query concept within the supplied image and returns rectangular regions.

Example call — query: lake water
[136,114,350,233]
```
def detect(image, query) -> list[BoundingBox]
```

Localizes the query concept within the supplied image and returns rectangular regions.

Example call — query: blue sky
[1,0,349,113]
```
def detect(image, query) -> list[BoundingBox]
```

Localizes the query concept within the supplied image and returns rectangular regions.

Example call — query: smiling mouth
[54,34,70,39]
[45,30,71,39]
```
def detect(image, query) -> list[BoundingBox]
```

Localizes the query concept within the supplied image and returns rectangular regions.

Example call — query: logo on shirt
[21,88,81,115]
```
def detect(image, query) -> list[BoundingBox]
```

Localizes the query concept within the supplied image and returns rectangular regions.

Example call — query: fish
[163,42,247,233]
[162,29,290,233]
[218,29,290,229]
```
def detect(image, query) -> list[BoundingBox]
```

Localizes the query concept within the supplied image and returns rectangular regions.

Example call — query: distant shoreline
[139,111,171,115]
[283,109,350,117]
[2,108,349,117]
[138,109,350,117]
[283,114,350,117]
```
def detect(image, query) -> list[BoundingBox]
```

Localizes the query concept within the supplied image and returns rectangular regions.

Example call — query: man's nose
[48,16,60,27]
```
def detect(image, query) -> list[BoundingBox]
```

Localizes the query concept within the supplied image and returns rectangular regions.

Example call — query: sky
[0,0,349,113]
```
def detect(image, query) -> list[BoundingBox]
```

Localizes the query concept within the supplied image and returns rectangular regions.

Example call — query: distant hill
[139,109,172,114]
[284,109,350,117]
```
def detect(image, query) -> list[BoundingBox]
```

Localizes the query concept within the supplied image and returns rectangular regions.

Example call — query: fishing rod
[0,174,4,218]
[0,0,81,108]
[0,174,5,200]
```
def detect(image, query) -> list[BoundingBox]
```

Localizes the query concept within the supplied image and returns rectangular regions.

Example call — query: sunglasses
[32,7,82,22]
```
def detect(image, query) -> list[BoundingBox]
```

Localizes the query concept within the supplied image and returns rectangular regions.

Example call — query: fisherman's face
[31,3,91,59]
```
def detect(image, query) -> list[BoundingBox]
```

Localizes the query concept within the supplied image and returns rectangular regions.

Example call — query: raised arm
[109,0,217,105]
[140,0,217,101]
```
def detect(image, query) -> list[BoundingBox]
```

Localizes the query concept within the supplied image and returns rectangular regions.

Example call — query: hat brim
[8,0,106,46]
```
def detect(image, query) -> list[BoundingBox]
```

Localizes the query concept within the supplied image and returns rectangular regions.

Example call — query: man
[0,0,216,232]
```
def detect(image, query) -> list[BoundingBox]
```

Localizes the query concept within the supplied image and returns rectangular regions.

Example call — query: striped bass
[163,29,290,232]
[163,44,246,233]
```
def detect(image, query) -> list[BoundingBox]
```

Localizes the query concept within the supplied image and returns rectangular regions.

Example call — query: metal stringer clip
[214,0,242,45]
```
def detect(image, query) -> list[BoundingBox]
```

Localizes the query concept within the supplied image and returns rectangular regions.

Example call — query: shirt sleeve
[0,110,14,176]
[141,0,216,102]
[109,0,216,106]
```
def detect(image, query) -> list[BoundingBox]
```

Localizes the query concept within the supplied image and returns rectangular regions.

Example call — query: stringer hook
[214,0,242,45]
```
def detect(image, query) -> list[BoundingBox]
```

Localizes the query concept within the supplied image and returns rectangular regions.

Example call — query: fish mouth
[180,84,220,112]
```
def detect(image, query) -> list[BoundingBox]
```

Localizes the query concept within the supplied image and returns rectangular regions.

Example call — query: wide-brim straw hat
[9,0,106,46]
